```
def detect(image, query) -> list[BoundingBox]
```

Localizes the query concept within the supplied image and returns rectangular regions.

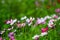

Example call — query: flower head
[55,8,60,13]
[8,32,14,37]
[52,14,58,19]
[21,16,27,20]
[40,32,47,36]
[41,27,48,33]
[10,36,15,40]
[32,35,39,40]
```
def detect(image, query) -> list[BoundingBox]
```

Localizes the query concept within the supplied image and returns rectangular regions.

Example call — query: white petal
[40,32,47,36]
[32,35,39,39]
[10,19,17,25]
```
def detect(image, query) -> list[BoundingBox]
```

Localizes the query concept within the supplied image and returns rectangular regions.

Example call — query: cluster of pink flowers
[6,19,17,25]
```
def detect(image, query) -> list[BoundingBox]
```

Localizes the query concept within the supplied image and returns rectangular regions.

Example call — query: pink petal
[55,8,60,13]
[36,18,41,24]
[41,27,48,33]
[54,15,58,18]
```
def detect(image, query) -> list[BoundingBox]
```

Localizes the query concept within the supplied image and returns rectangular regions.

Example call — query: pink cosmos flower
[21,23,26,27]
[10,38,15,40]
[41,18,46,24]
[41,27,48,33]
[48,20,55,28]
[10,36,15,40]
[49,19,55,22]
[52,14,58,19]
[54,15,58,19]
[36,18,46,25]
[17,23,21,28]
[8,32,15,40]
[36,18,41,24]
[0,37,2,40]
[17,23,26,28]
[6,20,11,24]
[55,8,60,13]
[6,19,13,24]
[8,32,14,38]
[6,19,17,25]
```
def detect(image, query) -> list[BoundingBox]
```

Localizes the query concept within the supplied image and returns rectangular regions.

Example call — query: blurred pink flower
[55,8,60,13]
[49,19,55,23]
[54,15,58,18]
[10,36,15,40]
[36,18,41,24]
[41,27,48,33]
[6,19,17,25]
[36,18,46,25]
[53,14,58,19]
[17,23,26,28]
[6,19,13,24]
[48,19,55,28]
[8,32,15,40]
[21,23,26,27]
[8,32,14,38]
[17,23,21,28]
[6,20,11,24]
[0,37,2,40]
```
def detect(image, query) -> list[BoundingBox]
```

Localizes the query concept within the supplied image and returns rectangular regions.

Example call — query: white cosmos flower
[26,18,30,23]
[57,17,60,20]
[21,16,27,20]
[28,22,32,26]
[13,30,17,32]
[32,35,39,39]
[0,30,5,34]
[10,19,17,25]
[48,20,54,28]
[30,17,35,21]
[26,17,35,23]
[44,15,51,19]
[40,32,47,36]
[52,14,56,16]
[7,26,14,31]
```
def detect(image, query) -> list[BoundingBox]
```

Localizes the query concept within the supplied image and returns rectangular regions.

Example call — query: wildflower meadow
[0,0,60,40]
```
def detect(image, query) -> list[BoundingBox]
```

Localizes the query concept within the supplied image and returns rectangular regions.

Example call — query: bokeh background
[0,0,60,40]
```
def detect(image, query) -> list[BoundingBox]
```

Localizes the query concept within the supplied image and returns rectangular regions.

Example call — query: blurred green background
[0,0,60,19]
